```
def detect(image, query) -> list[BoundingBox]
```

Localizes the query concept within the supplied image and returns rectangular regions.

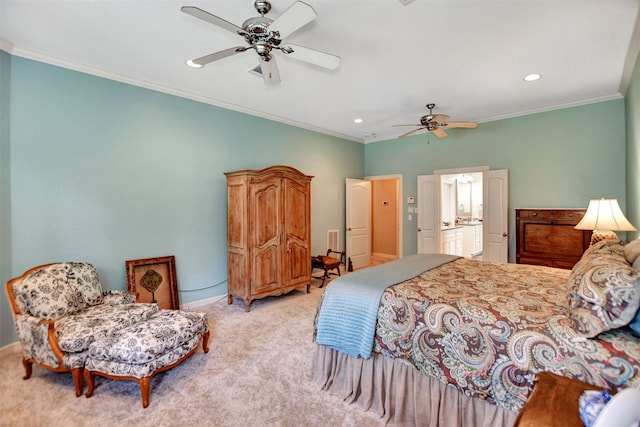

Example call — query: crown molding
[0,39,363,144]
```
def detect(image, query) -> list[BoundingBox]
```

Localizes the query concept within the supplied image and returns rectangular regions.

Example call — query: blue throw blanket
[315,253,461,359]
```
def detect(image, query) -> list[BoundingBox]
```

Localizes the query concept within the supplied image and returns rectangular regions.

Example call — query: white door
[346,178,371,269]
[417,175,440,253]
[483,169,509,263]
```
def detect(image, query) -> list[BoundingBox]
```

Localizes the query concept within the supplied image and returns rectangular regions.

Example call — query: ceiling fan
[181,1,340,86]
[393,103,478,140]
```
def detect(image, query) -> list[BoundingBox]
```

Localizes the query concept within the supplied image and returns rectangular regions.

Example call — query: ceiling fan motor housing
[254,1,272,15]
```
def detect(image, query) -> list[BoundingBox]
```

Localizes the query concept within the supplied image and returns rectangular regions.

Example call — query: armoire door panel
[252,244,280,293]
[226,180,246,251]
[252,183,280,246]
[286,241,310,286]
[286,183,309,241]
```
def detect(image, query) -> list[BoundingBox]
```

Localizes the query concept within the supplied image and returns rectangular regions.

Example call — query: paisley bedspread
[372,258,640,412]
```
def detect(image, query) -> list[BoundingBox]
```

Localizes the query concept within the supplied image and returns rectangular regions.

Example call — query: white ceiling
[2,0,639,143]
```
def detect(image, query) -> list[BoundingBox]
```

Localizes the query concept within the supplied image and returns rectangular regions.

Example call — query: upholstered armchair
[5,262,160,396]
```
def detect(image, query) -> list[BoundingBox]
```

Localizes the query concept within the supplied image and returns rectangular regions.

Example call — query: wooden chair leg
[319,270,328,288]
[139,377,151,408]
[84,370,96,398]
[22,357,33,380]
[72,368,84,397]
[202,331,210,353]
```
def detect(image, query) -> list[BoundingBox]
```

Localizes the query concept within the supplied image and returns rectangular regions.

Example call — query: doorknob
[418,228,422,232]
[347,228,352,231]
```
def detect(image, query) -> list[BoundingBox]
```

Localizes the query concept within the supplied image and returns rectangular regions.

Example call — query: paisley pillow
[624,239,640,265]
[568,246,640,338]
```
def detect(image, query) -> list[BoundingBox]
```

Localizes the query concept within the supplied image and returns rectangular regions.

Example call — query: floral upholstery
[54,303,159,353]
[67,262,104,307]
[15,315,62,368]
[6,262,147,394]
[86,310,209,378]
[8,262,210,402]
[13,262,121,320]
[15,263,80,320]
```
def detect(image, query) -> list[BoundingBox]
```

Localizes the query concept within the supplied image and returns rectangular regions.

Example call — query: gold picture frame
[126,256,179,310]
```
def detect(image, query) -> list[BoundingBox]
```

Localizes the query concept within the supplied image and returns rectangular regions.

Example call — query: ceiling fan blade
[393,124,422,127]
[399,127,426,138]
[187,47,247,67]
[282,44,340,70]
[432,127,448,138]
[431,114,449,122]
[259,56,281,86]
[268,1,317,39]
[442,121,478,129]
[181,6,244,35]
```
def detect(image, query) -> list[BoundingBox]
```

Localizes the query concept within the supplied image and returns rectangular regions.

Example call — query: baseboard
[371,252,397,260]
[180,294,228,310]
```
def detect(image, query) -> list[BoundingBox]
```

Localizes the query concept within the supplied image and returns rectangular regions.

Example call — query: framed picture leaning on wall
[125,255,179,310]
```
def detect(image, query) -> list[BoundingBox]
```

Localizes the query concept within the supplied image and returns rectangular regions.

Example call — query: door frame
[366,174,404,259]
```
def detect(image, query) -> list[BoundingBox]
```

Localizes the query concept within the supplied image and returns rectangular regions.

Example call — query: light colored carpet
[0,277,385,427]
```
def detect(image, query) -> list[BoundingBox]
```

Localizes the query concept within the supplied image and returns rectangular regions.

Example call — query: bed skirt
[312,344,518,427]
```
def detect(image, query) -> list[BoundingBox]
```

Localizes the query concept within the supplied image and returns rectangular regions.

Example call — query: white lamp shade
[575,199,637,231]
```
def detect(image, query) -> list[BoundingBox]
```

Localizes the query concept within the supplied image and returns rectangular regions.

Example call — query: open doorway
[441,172,483,259]
[417,167,508,263]
[346,175,403,270]
[369,175,403,262]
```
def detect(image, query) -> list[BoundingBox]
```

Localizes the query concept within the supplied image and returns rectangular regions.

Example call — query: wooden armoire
[224,165,313,311]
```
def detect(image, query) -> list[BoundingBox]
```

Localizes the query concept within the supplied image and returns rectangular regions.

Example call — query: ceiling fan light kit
[181,1,340,85]
[393,103,478,142]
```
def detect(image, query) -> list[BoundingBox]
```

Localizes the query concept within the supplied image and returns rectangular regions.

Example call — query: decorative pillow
[67,262,103,306]
[624,239,640,265]
[17,264,84,320]
[568,249,640,338]
[582,239,624,258]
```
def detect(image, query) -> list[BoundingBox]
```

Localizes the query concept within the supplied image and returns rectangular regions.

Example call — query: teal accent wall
[365,99,627,259]
[0,56,363,347]
[1,52,638,348]
[0,51,12,346]
[626,52,640,241]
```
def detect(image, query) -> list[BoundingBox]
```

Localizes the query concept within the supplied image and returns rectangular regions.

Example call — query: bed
[313,239,640,426]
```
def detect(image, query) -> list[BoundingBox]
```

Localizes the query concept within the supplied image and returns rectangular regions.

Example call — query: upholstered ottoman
[84,309,209,408]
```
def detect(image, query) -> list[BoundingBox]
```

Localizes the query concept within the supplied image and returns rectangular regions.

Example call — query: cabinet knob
[418,228,422,232]
[502,233,508,237]
[286,248,291,253]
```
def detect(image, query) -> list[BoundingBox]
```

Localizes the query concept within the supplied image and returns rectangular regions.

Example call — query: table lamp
[575,198,637,245]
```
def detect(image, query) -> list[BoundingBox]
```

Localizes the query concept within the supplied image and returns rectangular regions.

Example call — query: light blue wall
[0,51,11,347]
[364,99,627,259]
[0,55,363,347]
[1,52,638,348]
[626,53,640,241]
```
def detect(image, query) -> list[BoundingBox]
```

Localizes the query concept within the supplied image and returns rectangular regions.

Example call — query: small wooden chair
[311,249,345,288]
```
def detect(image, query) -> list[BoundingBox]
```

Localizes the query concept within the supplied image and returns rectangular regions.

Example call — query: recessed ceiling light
[186,60,203,68]
[523,73,541,82]
[354,118,364,124]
